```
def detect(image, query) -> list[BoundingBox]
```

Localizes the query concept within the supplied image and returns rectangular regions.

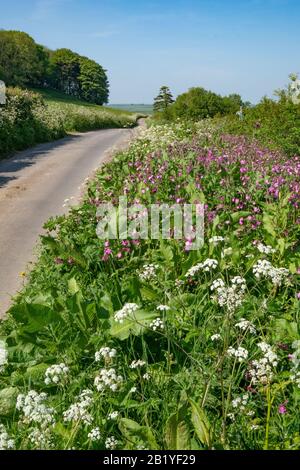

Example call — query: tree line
[0,30,109,105]
[153,85,250,120]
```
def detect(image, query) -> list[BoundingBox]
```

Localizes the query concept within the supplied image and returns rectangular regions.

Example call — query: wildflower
[88,427,101,441]
[232,394,249,411]
[0,424,15,450]
[94,368,123,392]
[95,347,117,362]
[139,264,159,281]
[28,428,53,449]
[149,318,164,331]
[253,260,289,286]
[129,386,137,394]
[143,373,150,380]
[156,304,170,311]
[211,334,221,341]
[114,303,139,323]
[129,360,146,369]
[107,411,119,420]
[0,340,8,372]
[16,390,55,427]
[211,277,246,313]
[227,346,249,362]
[63,389,93,425]
[185,259,218,277]
[209,236,225,244]
[44,363,69,385]
[235,318,256,334]
[222,247,233,257]
[256,242,276,255]
[105,436,118,449]
[248,343,278,385]
[278,401,288,414]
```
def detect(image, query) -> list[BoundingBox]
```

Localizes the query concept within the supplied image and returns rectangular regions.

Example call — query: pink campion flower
[296,292,300,300]
[239,217,244,225]
[278,401,288,414]
[104,248,112,255]
[116,252,122,259]
[54,257,64,265]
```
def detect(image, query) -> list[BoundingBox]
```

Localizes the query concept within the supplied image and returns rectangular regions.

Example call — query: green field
[107,104,153,114]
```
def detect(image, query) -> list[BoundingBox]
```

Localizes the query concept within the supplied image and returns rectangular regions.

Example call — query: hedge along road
[0,126,141,317]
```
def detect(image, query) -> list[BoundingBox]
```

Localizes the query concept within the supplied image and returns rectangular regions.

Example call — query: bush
[220,96,300,157]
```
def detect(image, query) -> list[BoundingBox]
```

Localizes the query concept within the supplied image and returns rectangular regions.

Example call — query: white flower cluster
[0,340,8,372]
[235,318,256,334]
[227,346,249,362]
[253,260,289,286]
[150,318,164,331]
[94,368,123,392]
[88,427,101,441]
[28,428,53,449]
[105,436,118,449]
[211,276,246,313]
[130,359,146,369]
[248,342,278,385]
[44,363,69,385]
[16,391,55,427]
[209,236,225,245]
[63,389,93,425]
[139,263,159,281]
[232,394,249,411]
[211,334,221,341]
[157,304,170,311]
[107,411,119,420]
[95,347,117,362]
[256,243,276,255]
[0,424,15,450]
[114,303,139,323]
[291,371,300,388]
[185,259,218,277]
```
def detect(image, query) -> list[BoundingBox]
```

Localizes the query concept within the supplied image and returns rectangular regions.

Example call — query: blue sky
[1,0,300,103]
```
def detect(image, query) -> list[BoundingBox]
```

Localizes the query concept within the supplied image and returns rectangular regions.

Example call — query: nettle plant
[0,120,300,450]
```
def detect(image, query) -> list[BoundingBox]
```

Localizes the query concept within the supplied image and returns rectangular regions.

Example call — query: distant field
[107,104,154,114]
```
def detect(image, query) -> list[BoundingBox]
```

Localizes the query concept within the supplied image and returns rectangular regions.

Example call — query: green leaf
[231,211,251,224]
[110,310,157,340]
[165,406,191,450]
[68,278,80,295]
[119,418,158,450]
[189,398,211,448]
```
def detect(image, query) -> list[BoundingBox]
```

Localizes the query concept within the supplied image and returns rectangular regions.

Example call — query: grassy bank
[0,120,299,450]
[0,88,140,159]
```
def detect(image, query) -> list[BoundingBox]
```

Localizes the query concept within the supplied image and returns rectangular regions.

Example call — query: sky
[1,0,300,103]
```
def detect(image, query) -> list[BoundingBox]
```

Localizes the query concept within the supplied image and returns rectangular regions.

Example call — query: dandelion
[114,303,139,323]
[88,427,101,441]
[44,363,69,385]
[94,368,123,392]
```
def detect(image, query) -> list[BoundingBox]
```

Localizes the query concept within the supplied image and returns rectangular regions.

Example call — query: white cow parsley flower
[227,346,249,362]
[95,347,117,362]
[94,368,123,392]
[114,303,139,323]
[44,363,69,385]
[88,427,101,441]
[0,424,15,450]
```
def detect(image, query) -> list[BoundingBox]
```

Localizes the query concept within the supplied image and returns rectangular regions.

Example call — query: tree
[0,30,48,87]
[49,48,81,96]
[153,86,174,112]
[79,57,109,105]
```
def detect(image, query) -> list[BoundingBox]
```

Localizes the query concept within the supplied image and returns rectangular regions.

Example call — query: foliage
[0,30,109,105]
[153,86,174,113]
[0,88,139,158]
[0,120,299,450]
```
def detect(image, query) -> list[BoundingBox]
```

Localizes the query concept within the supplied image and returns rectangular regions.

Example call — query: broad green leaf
[119,418,158,450]
[165,406,191,450]
[109,310,157,340]
[189,398,211,448]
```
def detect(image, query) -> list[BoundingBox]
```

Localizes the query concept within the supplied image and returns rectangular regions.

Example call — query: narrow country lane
[0,127,135,317]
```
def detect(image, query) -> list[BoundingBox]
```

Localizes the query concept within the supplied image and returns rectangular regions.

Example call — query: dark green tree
[49,48,81,96]
[153,86,174,112]
[79,57,109,105]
